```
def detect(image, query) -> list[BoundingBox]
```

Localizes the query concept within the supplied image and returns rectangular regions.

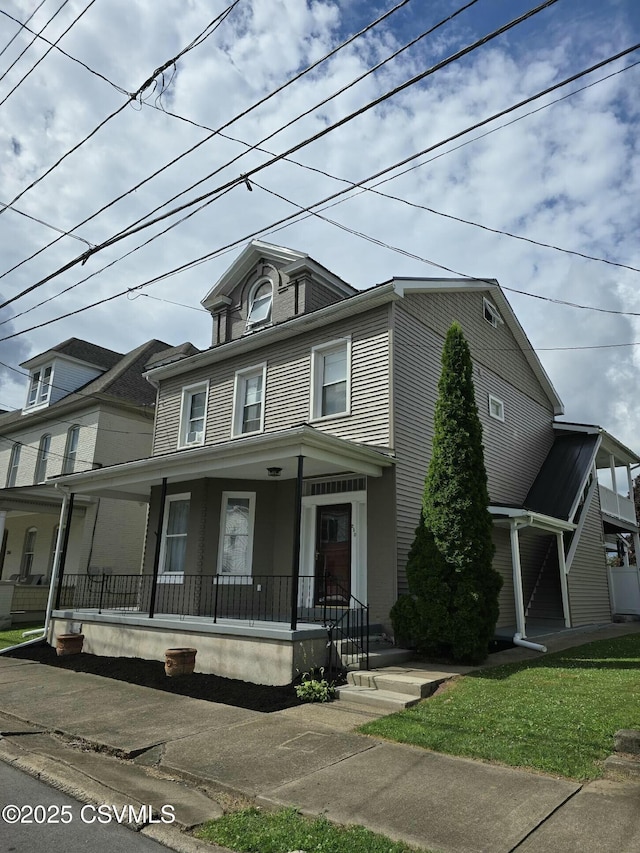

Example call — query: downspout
[509,516,547,653]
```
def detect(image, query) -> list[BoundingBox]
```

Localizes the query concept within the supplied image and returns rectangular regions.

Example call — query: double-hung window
[6,443,21,487]
[217,492,255,580]
[483,297,502,328]
[160,494,190,577]
[34,434,51,483]
[178,383,208,448]
[311,338,351,420]
[62,426,80,475]
[20,527,37,579]
[26,364,53,409]
[232,364,266,436]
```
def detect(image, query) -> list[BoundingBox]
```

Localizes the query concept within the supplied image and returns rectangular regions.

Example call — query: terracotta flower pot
[164,647,197,677]
[56,633,84,656]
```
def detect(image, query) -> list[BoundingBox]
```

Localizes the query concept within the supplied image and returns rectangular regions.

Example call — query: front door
[314,504,351,605]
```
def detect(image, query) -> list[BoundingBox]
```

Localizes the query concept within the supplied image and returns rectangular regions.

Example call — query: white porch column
[556,532,571,628]
[510,520,527,638]
[44,489,70,635]
[610,454,618,495]
[634,532,640,571]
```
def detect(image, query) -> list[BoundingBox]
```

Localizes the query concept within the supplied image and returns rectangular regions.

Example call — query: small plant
[295,668,336,703]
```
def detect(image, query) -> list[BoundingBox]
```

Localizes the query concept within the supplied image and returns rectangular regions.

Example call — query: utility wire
[7,34,637,335]
[0,0,92,107]
[0,0,417,285]
[0,2,240,226]
[145,56,640,278]
[0,0,561,313]
[0,7,129,94]
[0,0,48,62]
[4,37,639,340]
[0,200,96,247]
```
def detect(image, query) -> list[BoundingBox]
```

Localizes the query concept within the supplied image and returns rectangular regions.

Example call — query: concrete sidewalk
[0,624,639,853]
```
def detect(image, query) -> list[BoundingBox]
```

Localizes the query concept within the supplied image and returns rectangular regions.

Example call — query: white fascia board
[554,422,640,465]
[393,278,564,417]
[201,241,306,308]
[147,284,397,383]
[489,505,575,532]
[53,426,395,496]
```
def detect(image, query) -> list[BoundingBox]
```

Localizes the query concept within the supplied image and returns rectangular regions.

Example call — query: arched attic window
[245,278,273,331]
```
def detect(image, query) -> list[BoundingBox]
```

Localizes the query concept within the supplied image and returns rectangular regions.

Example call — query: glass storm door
[314,504,351,605]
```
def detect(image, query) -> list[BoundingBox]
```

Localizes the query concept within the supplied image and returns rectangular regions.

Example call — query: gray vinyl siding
[392,302,555,594]
[567,484,611,625]
[48,358,102,405]
[153,305,391,454]
[493,528,516,628]
[398,291,551,409]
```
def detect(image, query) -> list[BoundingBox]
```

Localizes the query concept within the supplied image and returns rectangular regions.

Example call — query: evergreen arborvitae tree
[391,322,502,664]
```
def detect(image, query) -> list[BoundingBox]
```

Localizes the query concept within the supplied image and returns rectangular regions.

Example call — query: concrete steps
[336,663,468,714]
[604,729,640,782]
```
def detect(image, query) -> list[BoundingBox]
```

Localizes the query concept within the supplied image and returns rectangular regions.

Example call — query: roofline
[0,394,154,435]
[554,422,640,465]
[52,426,395,498]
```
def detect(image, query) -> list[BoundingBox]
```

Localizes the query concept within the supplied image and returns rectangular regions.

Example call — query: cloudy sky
[1,0,639,451]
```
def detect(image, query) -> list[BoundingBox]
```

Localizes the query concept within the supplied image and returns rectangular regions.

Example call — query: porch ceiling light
[267,466,282,478]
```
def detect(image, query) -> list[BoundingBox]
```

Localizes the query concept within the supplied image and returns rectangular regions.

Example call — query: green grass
[0,624,44,650]
[195,807,430,853]
[359,633,640,781]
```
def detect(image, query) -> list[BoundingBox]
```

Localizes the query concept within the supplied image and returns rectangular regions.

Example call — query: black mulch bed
[7,642,304,713]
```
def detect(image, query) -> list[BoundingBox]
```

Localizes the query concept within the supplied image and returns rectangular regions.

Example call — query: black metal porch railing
[55,572,370,671]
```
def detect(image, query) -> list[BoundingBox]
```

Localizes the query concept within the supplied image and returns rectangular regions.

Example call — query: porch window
[6,442,21,487]
[245,279,272,330]
[26,364,53,409]
[20,527,37,579]
[488,394,505,422]
[160,494,190,576]
[311,338,351,420]
[178,383,208,448]
[62,425,80,475]
[232,364,266,436]
[217,492,255,580]
[34,434,51,483]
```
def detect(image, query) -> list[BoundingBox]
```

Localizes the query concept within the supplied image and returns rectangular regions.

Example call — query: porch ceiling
[0,485,92,515]
[51,425,395,501]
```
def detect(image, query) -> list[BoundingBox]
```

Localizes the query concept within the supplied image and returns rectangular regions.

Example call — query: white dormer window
[483,297,502,328]
[26,364,53,408]
[245,279,272,330]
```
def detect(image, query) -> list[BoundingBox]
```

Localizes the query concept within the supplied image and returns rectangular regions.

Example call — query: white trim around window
[178,382,209,448]
[310,337,351,421]
[25,363,53,410]
[231,363,267,437]
[245,278,273,331]
[217,491,256,582]
[483,297,503,328]
[488,394,505,422]
[158,492,190,582]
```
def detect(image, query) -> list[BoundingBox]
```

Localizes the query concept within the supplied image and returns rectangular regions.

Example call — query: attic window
[483,298,502,328]
[246,279,272,330]
[26,364,53,409]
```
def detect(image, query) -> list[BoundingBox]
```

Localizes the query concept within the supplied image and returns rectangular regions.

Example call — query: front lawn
[0,624,43,650]
[359,632,640,781]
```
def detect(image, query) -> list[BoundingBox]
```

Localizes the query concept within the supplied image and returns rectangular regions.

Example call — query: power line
[0,6,128,94]
[0,200,95,247]
[4,36,639,341]
[0,0,92,107]
[0,0,561,314]
[0,2,241,226]
[0,0,418,286]
[0,0,48,62]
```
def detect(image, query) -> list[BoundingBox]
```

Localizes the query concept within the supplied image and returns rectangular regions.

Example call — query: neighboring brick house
[50,241,640,683]
[0,337,180,624]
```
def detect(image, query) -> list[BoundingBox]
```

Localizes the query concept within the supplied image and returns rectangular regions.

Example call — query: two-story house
[48,241,640,684]
[0,337,180,626]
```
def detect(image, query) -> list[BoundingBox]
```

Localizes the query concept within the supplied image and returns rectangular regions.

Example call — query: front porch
[48,427,395,683]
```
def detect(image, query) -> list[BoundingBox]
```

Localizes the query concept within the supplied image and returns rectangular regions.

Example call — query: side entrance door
[314,503,351,605]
